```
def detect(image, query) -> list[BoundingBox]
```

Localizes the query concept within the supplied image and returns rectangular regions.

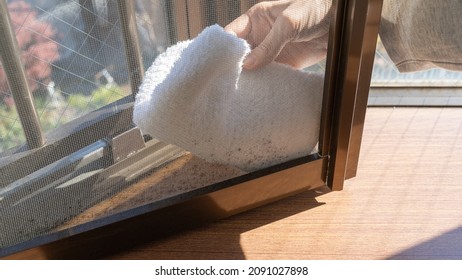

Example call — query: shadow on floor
[107,186,330,260]
[388,226,462,260]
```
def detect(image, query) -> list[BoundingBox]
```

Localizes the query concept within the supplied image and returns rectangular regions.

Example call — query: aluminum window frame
[0,0,383,259]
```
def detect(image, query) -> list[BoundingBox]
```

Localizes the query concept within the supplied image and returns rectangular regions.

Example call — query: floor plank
[109,107,462,260]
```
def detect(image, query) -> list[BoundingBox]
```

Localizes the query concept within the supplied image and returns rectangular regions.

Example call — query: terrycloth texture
[134,25,323,171]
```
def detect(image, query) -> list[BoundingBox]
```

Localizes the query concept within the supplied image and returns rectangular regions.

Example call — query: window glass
[1,0,168,152]
[0,0,330,252]
[372,39,462,87]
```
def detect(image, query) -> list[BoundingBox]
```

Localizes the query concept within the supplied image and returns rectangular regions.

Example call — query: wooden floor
[109,107,462,260]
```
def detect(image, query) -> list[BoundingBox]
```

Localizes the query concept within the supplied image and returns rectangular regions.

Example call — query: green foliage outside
[0,85,128,153]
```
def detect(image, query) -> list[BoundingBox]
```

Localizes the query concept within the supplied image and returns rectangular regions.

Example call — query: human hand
[225,0,332,70]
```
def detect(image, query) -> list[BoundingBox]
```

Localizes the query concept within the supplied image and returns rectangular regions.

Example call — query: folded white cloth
[134,25,324,172]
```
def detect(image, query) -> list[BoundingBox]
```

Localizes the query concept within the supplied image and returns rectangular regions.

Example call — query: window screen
[0,0,330,253]
[0,0,172,152]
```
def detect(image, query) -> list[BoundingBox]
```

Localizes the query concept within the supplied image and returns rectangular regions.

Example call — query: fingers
[243,18,290,69]
[276,39,328,69]
[224,13,251,39]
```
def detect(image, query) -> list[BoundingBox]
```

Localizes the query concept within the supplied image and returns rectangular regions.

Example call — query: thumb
[243,22,289,69]
[224,13,251,39]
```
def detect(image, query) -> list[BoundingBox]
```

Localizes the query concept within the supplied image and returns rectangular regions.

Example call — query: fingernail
[243,55,255,69]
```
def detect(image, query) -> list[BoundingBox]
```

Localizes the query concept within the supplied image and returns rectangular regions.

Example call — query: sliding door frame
[1,0,382,259]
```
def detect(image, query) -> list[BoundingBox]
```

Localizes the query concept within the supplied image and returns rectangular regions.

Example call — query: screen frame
[0,0,383,259]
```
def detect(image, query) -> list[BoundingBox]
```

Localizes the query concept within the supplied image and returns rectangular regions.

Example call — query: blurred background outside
[1,0,462,153]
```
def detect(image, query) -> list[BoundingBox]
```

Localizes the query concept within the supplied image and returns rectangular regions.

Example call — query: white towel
[133,25,324,172]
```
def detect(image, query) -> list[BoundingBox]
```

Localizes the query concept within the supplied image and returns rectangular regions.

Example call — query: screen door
[0,0,382,259]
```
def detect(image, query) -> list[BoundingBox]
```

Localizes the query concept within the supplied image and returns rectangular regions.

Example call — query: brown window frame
[0,0,383,259]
